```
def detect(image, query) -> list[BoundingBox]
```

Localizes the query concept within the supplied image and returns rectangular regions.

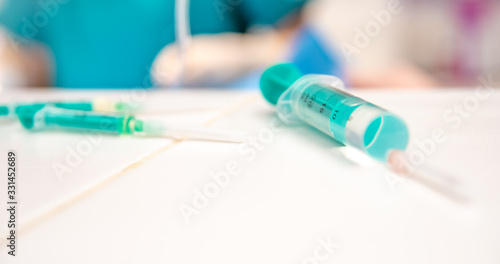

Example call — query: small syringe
[0,97,139,120]
[16,105,246,143]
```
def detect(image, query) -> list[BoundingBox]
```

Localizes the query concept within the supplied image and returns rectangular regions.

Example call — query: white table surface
[0,88,499,264]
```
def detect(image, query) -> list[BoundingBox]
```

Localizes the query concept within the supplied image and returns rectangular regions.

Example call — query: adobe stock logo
[213,0,243,21]
[179,117,286,224]
[20,0,69,40]
[341,0,404,63]
[300,235,340,264]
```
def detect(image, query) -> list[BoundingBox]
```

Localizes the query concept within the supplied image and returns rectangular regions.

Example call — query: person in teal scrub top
[0,0,307,88]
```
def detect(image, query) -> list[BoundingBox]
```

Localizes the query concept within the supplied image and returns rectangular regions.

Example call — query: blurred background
[0,0,499,90]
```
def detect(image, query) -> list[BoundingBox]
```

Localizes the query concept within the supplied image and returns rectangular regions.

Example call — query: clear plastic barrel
[276,75,410,162]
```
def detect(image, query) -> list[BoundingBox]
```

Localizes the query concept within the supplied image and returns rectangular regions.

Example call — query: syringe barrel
[17,105,134,134]
[278,75,410,162]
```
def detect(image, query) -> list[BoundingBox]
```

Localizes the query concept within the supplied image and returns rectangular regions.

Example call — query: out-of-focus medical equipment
[174,0,191,87]
[0,98,138,120]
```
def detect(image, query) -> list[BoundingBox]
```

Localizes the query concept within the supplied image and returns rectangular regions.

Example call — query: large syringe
[260,64,466,202]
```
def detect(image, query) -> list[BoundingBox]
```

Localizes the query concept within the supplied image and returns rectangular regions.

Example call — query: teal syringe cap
[260,63,303,105]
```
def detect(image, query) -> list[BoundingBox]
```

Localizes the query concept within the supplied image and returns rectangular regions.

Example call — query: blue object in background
[289,26,344,80]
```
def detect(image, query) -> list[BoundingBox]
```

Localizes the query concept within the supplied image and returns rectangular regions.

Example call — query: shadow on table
[258,108,370,167]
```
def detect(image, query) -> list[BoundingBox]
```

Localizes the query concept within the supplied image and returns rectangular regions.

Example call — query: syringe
[16,105,246,143]
[0,97,138,120]
[260,64,467,202]
[261,64,409,162]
